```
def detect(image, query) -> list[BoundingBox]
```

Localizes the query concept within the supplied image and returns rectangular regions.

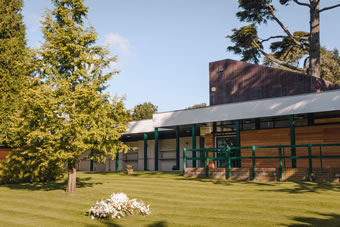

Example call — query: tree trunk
[309,0,320,78]
[66,167,77,192]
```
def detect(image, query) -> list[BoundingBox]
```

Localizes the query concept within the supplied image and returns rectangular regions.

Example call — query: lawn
[0,172,340,227]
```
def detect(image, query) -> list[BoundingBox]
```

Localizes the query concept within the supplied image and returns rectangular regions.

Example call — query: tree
[131,102,158,120]
[29,0,129,192]
[320,48,340,84]
[186,103,207,109]
[227,0,340,79]
[0,0,29,145]
[0,79,65,184]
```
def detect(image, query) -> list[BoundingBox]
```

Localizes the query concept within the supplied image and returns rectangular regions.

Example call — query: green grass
[0,172,340,227]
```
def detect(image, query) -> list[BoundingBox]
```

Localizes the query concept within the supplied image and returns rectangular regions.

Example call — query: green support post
[192,124,196,168]
[278,145,282,181]
[308,144,313,181]
[205,151,209,177]
[236,120,241,167]
[183,148,187,174]
[144,133,148,171]
[176,126,180,170]
[290,115,296,168]
[154,128,159,171]
[227,146,231,179]
[252,146,256,180]
[115,153,119,172]
[90,150,93,171]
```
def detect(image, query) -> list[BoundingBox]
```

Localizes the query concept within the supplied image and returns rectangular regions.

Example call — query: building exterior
[78,59,340,182]
[2,59,340,181]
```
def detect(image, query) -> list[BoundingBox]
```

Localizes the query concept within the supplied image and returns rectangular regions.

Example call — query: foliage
[126,165,133,170]
[227,0,340,79]
[130,102,158,120]
[0,0,30,145]
[0,78,65,184]
[186,103,207,109]
[2,0,130,187]
[88,192,151,219]
[264,47,340,84]
[36,0,129,190]
[320,48,340,84]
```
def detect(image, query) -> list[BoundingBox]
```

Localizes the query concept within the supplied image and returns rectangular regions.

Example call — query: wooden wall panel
[240,128,291,168]
[205,133,216,168]
[295,124,340,168]
[0,149,11,160]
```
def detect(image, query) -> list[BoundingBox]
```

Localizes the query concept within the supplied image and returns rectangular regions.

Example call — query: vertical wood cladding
[295,124,340,168]
[209,59,340,106]
[240,128,291,168]
[205,133,216,168]
[240,125,340,168]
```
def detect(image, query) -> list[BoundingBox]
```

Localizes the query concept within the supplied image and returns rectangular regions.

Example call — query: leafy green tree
[227,0,340,79]
[0,79,64,184]
[131,102,158,120]
[320,48,340,84]
[0,0,29,145]
[186,103,207,109]
[264,47,340,84]
[2,0,130,191]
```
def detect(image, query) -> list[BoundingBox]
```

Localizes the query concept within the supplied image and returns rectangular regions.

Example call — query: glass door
[215,136,236,168]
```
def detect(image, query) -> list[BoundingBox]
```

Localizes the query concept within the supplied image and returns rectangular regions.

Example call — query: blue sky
[22,0,340,112]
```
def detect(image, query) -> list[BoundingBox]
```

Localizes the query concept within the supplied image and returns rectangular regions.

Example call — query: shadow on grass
[85,220,168,227]
[285,212,340,227]
[177,176,340,193]
[85,171,183,178]
[177,177,278,187]
[146,220,168,227]
[258,181,340,194]
[130,171,182,178]
[0,176,102,191]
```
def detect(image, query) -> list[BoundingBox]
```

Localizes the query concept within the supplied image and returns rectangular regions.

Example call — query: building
[78,59,340,182]
[2,59,340,181]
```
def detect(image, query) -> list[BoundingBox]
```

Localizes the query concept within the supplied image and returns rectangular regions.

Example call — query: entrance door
[215,136,236,167]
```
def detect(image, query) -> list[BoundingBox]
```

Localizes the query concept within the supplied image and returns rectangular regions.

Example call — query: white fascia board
[153,90,340,128]
[126,119,172,134]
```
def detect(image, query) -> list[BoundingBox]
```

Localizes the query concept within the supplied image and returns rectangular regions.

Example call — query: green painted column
[192,124,196,168]
[144,133,148,171]
[115,153,119,172]
[176,126,180,170]
[154,128,159,171]
[290,115,296,168]
[90,150,94,171]
[236,120,241,167]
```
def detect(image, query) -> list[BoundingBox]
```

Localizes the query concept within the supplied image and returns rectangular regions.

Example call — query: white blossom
[88,192,151,220]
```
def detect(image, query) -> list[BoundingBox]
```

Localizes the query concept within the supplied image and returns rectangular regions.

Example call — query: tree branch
[259,35,287,43]
[320,4,340,13]
[252,40,305,73]
[293,0,310,8]
[265,3,309,51]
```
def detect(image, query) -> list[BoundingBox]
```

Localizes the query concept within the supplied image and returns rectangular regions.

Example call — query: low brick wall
[282,168,308,181]
[184,167,340,182]
[184,168,226,179]
[313,168,340,183]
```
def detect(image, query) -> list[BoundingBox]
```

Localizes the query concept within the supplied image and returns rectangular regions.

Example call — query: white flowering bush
[88,192,151,219]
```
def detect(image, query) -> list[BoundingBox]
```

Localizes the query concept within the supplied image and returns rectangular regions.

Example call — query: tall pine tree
[0,0,29,145]
[37,0,129,192]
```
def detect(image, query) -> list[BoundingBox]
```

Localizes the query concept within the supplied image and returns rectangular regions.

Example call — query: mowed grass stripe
[1,172,340,226]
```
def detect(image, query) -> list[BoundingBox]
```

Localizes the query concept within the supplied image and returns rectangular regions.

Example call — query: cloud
[104,33,131,56]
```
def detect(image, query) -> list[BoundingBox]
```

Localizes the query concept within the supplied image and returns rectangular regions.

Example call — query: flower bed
[88,192,151,219]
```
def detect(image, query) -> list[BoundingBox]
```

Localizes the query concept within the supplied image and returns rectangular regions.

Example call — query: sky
[22,0,340,112]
